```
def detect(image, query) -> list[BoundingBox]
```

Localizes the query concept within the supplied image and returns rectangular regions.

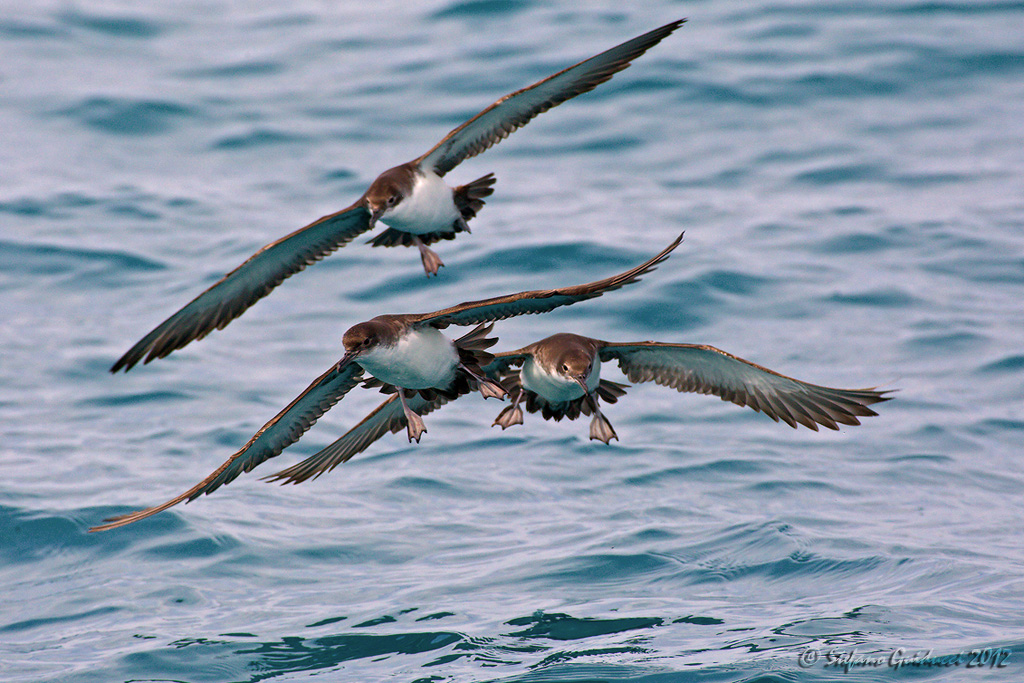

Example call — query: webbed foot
[493,404,524,430]
[415,237,445,276]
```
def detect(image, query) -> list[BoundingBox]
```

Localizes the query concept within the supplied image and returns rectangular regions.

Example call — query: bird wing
[262,392,452,485]
[412,233,682,328]
[599,342,892,431]
[89,360,365,531]
[111,202,372,372]
[267,348,538,486]
[416,19,685,177]
[480,351,529,379]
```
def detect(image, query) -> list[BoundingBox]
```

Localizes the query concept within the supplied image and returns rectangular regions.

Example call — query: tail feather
[597,379,629,403]
[453,322,499,368]
[369,173,496,248]
[454,173,496,220]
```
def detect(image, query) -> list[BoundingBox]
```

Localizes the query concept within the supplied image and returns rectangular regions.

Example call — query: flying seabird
[110,19,685,373]
[489,333,892,442]
[89,235,682,530]
[258,332,891,486]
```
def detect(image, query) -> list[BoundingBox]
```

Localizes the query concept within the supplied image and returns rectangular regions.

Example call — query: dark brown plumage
[110,20,685,372]
[90,237,682,531]
[489,333,893,441]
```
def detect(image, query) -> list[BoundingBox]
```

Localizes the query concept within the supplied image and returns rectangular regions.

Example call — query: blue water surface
[3,1,1024,681]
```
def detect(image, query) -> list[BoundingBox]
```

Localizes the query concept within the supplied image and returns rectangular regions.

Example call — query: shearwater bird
[109,19,685,374]
[256,331,891,485]
[89,235,682,531]
[488,333,892,442]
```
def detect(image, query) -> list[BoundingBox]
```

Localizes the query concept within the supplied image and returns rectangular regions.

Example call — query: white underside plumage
[381,169,459,235]
[356,326,459,390]
[520,356,601,402]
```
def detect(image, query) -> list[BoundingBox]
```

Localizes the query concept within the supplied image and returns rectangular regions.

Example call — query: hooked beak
[572,375,590,396]
[368,206,386,230]
[336,349,360,371]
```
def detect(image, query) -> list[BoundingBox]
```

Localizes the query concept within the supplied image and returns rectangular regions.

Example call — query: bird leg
[414,237,445,276]
[585,394,618,444]
[459,363,508,400]
[493,388,525,430]
[399,390,427,442]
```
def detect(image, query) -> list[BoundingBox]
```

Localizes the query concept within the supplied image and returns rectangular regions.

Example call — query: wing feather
[480,352,529,380]
[414,234,682,328]
[112,203,371,372]
[89,360,364,531]
[599,342,892,430]
[417,20,685,176]
[263,392,451,485]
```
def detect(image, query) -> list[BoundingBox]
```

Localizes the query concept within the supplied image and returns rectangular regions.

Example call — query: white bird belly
[382,170,459,235]
[520,357,601,402]
[357,327,458,390]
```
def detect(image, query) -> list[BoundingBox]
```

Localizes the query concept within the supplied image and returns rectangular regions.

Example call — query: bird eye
[561,364,569,373]
[387,195,397,206]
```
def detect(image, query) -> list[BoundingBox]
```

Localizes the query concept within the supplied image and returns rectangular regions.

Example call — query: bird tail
[454,172,496,220]
[453,322,499,368]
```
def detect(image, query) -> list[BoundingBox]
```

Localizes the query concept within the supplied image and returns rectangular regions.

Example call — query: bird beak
[573,375,590,395]
[368,206,385,230]
[336,350,360,371]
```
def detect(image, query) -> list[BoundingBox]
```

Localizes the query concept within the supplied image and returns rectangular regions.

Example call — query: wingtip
[648,18,688,40]
[109,350,134,374]
[88,510,146,533]
[110,332,174,373]
[109,355,139,374]
[653,231,685,263]
[850,386,897,406]
[259,469,308,486]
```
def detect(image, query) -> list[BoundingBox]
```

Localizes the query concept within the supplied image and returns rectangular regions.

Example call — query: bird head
[364,167,411,228]
[339,319,393,368]
[554,348,595,394]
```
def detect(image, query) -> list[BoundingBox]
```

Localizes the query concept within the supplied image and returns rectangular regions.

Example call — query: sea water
[3,2,1024,681]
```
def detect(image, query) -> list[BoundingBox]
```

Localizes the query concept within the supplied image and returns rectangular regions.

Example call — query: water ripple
[0,240,163,291]
[4,2,1024,682]
[57,9,165,39]
[54,97,197,136]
